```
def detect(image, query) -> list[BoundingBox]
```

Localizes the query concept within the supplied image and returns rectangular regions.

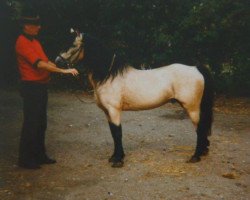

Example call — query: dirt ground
[0,89,249,200]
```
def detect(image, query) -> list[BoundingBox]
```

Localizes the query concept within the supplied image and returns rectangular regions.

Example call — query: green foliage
[1,0,250,95]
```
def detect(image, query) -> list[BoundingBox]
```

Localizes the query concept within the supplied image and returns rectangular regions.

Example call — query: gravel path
[0,89,249,200]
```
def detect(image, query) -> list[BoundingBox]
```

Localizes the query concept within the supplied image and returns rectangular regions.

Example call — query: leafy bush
[1,0,249,96]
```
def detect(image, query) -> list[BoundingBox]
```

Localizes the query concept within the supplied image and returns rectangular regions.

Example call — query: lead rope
[72,75,94,104]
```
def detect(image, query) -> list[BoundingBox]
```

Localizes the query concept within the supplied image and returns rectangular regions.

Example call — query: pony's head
[56,30,128,83]
[55,28,84,68]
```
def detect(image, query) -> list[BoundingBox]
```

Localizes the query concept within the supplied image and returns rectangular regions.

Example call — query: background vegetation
[0,0,249,96]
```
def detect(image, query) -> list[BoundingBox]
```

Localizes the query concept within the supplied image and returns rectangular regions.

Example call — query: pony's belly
[122,95,170,111]
[121,79,174,111]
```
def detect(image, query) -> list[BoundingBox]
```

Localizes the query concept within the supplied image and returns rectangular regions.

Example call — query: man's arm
[37,60,79,76]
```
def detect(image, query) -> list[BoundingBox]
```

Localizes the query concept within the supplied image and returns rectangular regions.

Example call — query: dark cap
[20,7,41,25]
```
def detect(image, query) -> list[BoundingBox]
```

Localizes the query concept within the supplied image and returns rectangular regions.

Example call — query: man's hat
[20,6,41,25]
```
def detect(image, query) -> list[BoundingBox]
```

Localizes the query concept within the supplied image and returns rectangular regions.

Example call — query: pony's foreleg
[105,108,125,168]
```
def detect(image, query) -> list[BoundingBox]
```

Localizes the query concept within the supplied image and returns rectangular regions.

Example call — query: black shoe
[37,156,56,165]
[18,161,41,169]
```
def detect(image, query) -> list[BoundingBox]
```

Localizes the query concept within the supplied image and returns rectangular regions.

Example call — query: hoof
[187,156,201,163]
[108,154,125,163]
[109,156,115,163]
[201,148,209,156]
[112,161,124,168]
[109,154,125,167]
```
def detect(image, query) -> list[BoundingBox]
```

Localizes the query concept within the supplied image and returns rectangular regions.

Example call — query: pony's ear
[70,28,75,33]
[70,28,80,37]
[70,28,80,36]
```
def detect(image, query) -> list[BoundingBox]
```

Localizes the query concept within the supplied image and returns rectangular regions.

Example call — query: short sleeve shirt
[15,34,50,83]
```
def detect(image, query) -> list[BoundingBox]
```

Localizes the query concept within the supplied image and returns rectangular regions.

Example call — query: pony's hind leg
[184,107,210,163]
[105,107,125,168]
[187,65,214,163]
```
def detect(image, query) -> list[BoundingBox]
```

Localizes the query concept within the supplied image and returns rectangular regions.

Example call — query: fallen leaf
[222,173,237,179]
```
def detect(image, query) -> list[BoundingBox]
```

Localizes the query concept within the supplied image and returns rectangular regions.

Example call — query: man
[15,7,78,169]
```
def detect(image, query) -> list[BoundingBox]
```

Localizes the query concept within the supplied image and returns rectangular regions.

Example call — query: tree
[1,0,249,95]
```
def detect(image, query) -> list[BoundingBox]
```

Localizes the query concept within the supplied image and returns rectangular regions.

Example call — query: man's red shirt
[15,34,50,83]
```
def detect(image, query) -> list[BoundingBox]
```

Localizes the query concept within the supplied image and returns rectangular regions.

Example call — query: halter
[57,44,83,69]
[55,30,84,69]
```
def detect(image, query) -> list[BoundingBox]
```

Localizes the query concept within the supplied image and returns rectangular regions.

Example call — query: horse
[55,30,214,168]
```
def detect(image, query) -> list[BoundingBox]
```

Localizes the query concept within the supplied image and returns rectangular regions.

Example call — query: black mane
[82,35,129,83]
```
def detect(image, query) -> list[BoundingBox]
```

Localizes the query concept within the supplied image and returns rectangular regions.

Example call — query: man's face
[23,24,41,36]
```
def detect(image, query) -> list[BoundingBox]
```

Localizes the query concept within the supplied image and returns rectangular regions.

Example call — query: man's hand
[62,68,79,76]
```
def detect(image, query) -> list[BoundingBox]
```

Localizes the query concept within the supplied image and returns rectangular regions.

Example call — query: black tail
[196,65,214,136]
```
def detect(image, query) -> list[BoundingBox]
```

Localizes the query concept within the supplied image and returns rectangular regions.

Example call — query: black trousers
[19,81,48,164]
